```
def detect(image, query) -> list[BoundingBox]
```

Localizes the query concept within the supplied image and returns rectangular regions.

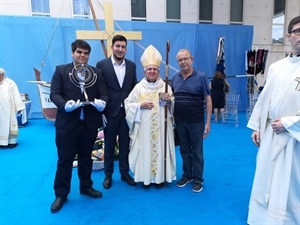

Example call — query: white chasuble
[125,78,176,185]
[0,77,24,145]
[247,56,300,225]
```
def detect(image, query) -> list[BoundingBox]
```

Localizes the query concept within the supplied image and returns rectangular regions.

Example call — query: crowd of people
[2,16,299,224]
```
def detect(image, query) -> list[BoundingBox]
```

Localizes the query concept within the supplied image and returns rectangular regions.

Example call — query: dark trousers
[53,121,97,197]
[104,108,130,176]
[176,121,205,183]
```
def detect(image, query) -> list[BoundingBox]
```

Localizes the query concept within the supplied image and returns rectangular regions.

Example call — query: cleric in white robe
[124,45,176,188]
[0,68,25,148]
[247,16,300,225]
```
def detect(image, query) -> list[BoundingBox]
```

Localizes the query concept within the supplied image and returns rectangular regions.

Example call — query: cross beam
[76,2,142,57]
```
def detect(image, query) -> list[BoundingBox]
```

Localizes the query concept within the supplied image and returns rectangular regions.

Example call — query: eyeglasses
[177,57,191,63]
[75,50,90,55]
[290,28,300,36]
[146,67,159,72]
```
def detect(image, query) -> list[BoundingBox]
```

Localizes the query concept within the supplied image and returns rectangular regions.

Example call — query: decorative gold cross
[76,2,142,57]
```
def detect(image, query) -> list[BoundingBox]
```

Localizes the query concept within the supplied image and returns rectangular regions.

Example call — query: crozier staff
[125,45,176,188]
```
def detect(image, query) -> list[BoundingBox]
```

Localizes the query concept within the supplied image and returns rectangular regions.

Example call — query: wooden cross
[76,2,142,57]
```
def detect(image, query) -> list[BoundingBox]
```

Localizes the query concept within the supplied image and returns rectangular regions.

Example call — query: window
[73,0,90,18]
[31,0,50,16]
[230,0,243,24]
[131,0,146,21]
[272,0,286,44]
[199,0,212,24]
[167,0,180,23]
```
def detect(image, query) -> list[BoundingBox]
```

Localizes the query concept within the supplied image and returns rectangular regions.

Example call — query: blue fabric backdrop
[0,16,253,118]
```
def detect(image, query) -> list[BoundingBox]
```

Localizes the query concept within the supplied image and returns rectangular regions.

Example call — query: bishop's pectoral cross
[76,2,142,57]
[295,76,300,91]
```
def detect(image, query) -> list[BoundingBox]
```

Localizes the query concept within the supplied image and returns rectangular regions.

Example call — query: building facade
[0,0,299,70]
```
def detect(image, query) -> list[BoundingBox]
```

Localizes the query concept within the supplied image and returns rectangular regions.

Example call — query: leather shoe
[103,176,112,189]
[121,174,136,186]
[50,197,67,213]
[142,183,151,189]
[156,183,165,189]
[80,187,102,198]
[8,143,18,148]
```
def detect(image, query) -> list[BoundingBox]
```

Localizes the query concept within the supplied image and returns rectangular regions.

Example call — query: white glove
[64,99,83,112]
[91,98,106,112]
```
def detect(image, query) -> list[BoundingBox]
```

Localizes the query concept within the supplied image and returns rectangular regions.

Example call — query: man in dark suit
[50,40,108,213]
[96,35,137,189]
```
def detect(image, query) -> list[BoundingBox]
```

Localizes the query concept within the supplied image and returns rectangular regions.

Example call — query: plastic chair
[222,94,240,127]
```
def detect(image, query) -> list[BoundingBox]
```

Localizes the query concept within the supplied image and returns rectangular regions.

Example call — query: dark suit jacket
[96,57,137,117]
[50,63,108,130]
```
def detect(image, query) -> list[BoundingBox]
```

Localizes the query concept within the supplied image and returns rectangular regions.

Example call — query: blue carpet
[0,113,256,225]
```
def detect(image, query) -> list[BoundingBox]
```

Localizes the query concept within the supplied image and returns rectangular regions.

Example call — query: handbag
[223,80,230,94]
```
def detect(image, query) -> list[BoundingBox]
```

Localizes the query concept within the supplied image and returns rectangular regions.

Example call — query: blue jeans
[176,121,204,183]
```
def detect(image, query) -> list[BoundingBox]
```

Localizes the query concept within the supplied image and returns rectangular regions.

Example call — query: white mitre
[140,45,162,68]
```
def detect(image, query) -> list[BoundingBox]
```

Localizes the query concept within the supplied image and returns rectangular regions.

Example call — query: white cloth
[124,78,176,185]
[0,77,24,145]
[247,56,300,225]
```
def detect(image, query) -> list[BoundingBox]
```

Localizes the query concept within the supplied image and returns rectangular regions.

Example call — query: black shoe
[50,197,67,213]
[80,187,102,198]
[103,176,112,189]
[142,183,151,189]
[8,143,18,148]
[156,183,165,189]
[121,174,136,186]
[192,182,203,193]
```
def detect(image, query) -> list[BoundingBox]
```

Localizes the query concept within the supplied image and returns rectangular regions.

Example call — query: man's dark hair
[71,39,91,53]
[112,35,127,46]
[288,16,300,33]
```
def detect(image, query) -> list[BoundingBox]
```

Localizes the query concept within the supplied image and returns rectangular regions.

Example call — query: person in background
[209,71,228,123]
[247,16,300,225]
[124,45,176,188]
[96,35,137,189]
[0,68,24,148]
[50,39,108,213]
[172,49,212,193]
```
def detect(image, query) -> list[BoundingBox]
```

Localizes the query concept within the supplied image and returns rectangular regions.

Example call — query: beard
[113,53,124,62]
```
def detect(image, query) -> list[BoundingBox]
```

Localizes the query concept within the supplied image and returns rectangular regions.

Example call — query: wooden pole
[88,0,108,58]
[164,40,170,188]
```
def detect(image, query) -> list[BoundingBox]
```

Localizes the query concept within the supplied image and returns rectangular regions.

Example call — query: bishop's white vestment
[247,55,300,225]
[0,77,24,146]
[125,78,176,185]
